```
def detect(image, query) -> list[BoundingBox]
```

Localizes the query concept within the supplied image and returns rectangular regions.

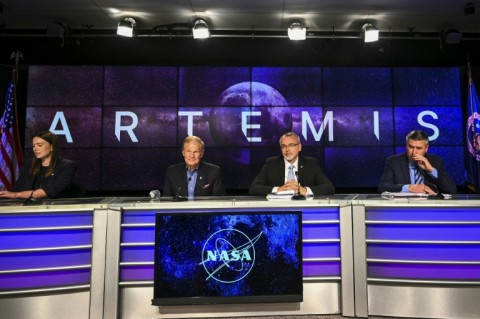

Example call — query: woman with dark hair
[0,131,77,199]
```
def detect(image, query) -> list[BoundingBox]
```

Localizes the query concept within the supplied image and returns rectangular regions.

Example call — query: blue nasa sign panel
[25,66,464,191]
[152,211,303,305]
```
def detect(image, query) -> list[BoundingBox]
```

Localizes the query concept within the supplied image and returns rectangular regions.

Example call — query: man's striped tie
[414,166,424,184]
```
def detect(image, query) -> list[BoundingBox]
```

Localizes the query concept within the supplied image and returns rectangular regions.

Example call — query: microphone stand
[172,191,188,201]
[424,180,445,199]
[172,177,191,201]
[291,171,306,200]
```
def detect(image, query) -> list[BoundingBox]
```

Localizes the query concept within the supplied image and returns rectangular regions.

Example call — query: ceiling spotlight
[192,19,210,39]
[445,29,462,44]
[288,22,306,40]
[117,17,136,37]
[464,2,475,15]
[47,22,66,39]
[362,23,379,43]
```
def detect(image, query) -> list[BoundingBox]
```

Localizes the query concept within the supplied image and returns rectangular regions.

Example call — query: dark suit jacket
[377,152,457,194]
[163,161,226,197]
[12,157,77,198]
[249,155,335,196]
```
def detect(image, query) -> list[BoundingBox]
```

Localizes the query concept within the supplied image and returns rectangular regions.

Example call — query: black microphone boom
[292,171,306,200]
[172,186,187,201]
[172,177,192,201]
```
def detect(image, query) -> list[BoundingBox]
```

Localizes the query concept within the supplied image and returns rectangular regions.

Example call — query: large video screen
[25,66,465,191]
[152,211,303,305]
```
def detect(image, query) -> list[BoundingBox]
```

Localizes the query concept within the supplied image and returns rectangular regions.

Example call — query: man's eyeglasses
[280,143,299,150]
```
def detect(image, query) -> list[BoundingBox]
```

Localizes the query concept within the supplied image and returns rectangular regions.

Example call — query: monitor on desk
[152,210,303,306]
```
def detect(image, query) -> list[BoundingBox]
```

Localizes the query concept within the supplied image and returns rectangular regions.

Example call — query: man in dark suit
[378,130,456,194]
[249,132,335,197]
[163,136,225,198]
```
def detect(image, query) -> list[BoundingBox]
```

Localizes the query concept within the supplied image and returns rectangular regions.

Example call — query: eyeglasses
[280,143,299,150]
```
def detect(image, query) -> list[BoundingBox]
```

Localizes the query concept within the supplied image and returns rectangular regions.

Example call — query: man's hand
[278,181,298,192]
[278,181,307,195]
[412,154,434,173]
[0,191,16,199]
[408,184,435,194]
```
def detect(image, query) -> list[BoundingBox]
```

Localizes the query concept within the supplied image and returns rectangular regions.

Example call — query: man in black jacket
[378,130,456,194]
[249,132,335,197]
[163,136,225,198]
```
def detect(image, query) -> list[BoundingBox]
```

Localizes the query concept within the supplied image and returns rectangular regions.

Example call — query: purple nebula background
[24,65,465,191]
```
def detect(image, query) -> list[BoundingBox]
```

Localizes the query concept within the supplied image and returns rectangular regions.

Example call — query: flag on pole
[0,81,24,190]
[466,72,480,192]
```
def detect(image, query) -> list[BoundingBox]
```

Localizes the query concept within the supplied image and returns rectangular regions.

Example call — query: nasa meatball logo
[466,112,480,161]
[199,228,262,283]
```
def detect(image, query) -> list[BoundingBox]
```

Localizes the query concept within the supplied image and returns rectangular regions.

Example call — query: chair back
[68,183,86,198]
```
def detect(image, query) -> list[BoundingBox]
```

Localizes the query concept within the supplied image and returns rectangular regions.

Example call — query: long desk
[353,195,480,319]
[0,198,112,319]
[1,195,479,319]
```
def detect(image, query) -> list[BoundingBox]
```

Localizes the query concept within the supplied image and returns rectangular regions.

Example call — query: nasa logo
[199,228,262,283]
[466,112,480,161]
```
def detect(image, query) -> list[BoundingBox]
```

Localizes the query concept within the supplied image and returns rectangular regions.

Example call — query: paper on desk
[267,191,293,201]
[267,191,314,201]
[381,191,452,200]
[383,191,429,197]
[270,190,293,195]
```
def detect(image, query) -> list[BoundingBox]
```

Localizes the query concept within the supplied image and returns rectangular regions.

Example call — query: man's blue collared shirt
[186,168,198,199]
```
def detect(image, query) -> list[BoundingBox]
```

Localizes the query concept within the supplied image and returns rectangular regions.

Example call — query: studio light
[192,19,210,39]
[47,22,65,39]
[464,2,475,15]
[362,23,379,43]
[445,29,462,44]
[288,22,306,40]
[117,17,136,37]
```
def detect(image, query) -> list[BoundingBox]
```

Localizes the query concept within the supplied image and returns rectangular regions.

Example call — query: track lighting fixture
[288,22,306,40]
[117,17,136,37]
[192,19,210,39]
[362,23,379,43]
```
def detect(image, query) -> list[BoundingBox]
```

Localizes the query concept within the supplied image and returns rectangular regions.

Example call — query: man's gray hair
[279,132,301,145]
[406,130,429,146]
[183,135,205,151]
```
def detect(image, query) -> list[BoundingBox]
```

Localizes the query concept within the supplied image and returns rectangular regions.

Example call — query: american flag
[0,81,24,190]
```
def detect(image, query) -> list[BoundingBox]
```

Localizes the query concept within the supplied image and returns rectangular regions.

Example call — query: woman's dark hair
[30,131,60,178]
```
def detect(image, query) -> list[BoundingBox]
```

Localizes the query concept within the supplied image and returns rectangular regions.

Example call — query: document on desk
[267,190,294,200]
[266,190,313,201]
[381,192,452,200]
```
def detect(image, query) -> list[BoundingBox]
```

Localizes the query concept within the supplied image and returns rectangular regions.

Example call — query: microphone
[149,189,161,201]
[172,177,191,201]
[424,180,445,199]
[292,171,306,200]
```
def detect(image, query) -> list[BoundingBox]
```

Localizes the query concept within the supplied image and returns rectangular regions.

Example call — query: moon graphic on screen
[216,81,288,106]
[210,81,291,148]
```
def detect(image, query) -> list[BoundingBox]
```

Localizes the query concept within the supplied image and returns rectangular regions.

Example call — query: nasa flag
[466,74,480,192]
